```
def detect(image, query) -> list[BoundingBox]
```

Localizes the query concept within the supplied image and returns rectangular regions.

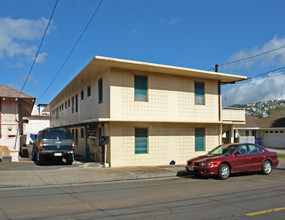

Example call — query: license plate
[54,153,62,156]
[188,166,194,171]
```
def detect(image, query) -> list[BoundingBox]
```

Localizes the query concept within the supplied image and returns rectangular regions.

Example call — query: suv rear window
[42,129,72,140]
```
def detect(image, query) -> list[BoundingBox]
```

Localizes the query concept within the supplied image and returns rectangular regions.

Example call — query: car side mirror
[235,151,241,156]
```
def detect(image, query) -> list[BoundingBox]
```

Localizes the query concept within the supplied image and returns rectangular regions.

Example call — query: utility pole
[215,64,219,72]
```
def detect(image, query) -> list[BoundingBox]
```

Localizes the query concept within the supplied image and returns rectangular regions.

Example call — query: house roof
[0,83,35,116]
[46,56,247,111]
[0,83,34,99]
[235,116,285,129]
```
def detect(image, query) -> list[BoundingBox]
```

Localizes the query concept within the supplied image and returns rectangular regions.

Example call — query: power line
[18,0,58,97]
[209,43,285,71]
[223,65,285,86]
[37,0,104,102]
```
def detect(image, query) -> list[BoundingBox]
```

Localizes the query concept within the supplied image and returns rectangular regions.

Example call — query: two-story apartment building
[46,56,247,167]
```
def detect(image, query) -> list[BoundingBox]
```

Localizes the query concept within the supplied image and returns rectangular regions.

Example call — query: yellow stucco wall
[109,122,219,167]
[110,68,219,122]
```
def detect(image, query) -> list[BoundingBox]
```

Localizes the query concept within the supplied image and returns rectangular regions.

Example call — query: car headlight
[199,162,214,166]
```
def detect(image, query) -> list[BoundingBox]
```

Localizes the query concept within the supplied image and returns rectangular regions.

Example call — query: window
[281,131,284,133]
[270,131,273,133]
[135,128,148,154]
[195,128,205,151]
[81,128,84,138]
[68,99,70,107]
[237,144,248,155]
[65,101,67,109]
[265,131,269,133]
[62,104,64,110]
[195,81,205,105]
[87,86,91,97]
[75,129,78,145]
[81,90,84,100]
[72,96,74,113]
[275,131,278,133]
[248,144,264,154]
[75,94,78,112]
[245,130,250,136]
[98,78,103,104]
[56,107,59,119]
[135,75,148,101]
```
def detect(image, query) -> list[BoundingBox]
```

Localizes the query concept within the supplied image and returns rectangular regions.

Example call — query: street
[1,168,285,219]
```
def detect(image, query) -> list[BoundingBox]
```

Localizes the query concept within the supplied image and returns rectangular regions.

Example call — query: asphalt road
[1,168,285,220]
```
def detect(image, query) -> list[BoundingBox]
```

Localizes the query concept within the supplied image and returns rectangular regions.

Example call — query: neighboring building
[31,104,49,116]
[23,105,50,145]
[235,116,285,149]
[0,84,35,161]
[46,56,247,167]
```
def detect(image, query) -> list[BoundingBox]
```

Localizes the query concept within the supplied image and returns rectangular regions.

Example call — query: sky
[1,0,285,106]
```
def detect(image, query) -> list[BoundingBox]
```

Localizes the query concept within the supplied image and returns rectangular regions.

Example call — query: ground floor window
[195,128,205,151]
[135,128,148,154]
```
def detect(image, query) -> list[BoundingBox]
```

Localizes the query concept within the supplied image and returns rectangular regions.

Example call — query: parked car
[32,128,75,165]
[185,143,279,180]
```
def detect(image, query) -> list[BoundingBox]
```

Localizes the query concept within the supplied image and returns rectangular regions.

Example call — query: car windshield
[42,129,72,140]
[208,145,237,156]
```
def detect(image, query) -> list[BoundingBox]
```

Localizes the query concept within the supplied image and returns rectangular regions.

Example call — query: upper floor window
[135,75,148,102]
[98,78,103,104]
[72,96,74,113]
[195,81,205,105]
[87,86,91,97]
[81,90,84,100]
[75,94,78,112]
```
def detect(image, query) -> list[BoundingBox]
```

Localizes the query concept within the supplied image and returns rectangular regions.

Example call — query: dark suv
[32,128,75,165]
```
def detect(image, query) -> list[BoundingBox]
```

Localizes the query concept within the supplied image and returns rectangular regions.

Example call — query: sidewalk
[0,147,284,188]
[0,162,186,187]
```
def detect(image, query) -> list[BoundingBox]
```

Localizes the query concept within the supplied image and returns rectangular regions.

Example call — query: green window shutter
[135,75,148,101]
[195,128,205,151]
[135,128,148,154]
[195,81,205,105]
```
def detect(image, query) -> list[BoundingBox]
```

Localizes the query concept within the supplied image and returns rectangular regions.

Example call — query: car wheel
[262,160,272,175]
[35,151,42,165]
[66,156,73,165]
[32,148,36,161]
[218,164,230,180]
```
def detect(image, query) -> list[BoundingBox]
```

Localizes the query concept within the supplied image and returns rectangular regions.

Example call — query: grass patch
[278,154,285,158]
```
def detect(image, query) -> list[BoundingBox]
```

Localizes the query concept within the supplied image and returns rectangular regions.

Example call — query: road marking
[246,207,285,216]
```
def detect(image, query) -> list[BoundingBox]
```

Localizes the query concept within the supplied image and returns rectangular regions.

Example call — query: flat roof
[47,56,247,110]
[94,56,247,83]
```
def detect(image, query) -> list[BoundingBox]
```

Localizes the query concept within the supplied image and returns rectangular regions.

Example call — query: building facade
[23,105,50,145]
[47,56,247,167]
[235,116,285,148]
[0,84,35,161]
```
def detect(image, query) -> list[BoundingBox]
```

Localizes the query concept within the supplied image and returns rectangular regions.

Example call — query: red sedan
[185,143,279,180]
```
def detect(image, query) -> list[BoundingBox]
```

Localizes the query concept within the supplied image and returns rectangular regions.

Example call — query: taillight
[39,141,43,150]
[72,142,75,150]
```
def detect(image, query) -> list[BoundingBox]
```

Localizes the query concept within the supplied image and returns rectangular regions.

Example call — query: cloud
[22,74,39,86]
[223,73,285,106]
[168,18,179,26]
[224,36,285,70]
[0,17,50,63]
